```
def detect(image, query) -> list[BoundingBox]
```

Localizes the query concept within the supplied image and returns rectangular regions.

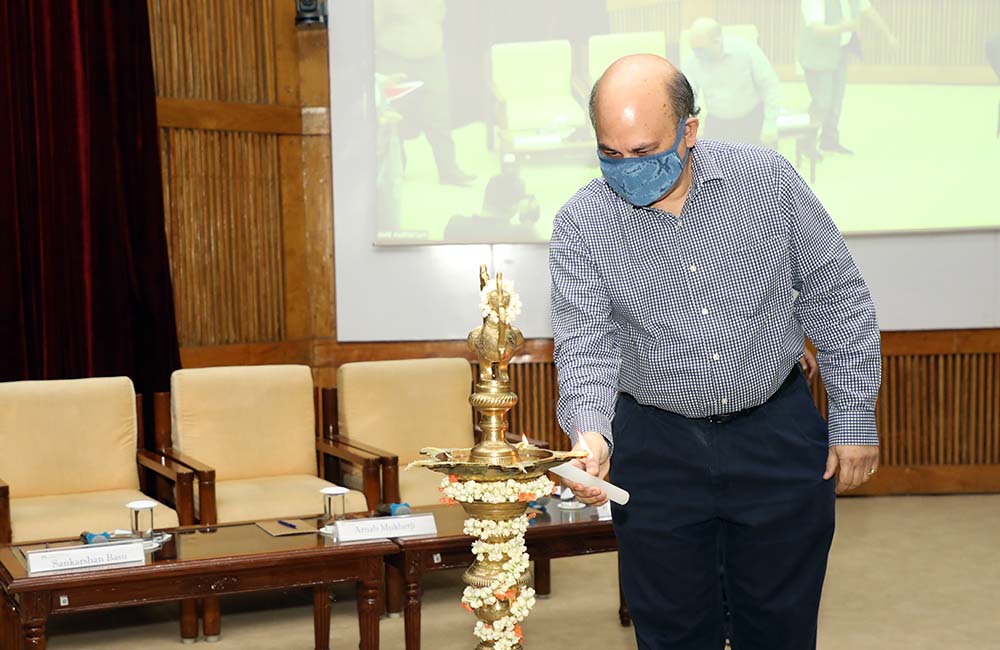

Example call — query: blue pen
[277,519,298,529]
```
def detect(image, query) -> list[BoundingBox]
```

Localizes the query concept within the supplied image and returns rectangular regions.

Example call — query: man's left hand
[824,445,879,493]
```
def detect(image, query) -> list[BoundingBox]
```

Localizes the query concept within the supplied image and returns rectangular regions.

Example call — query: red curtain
[0,1,180,424]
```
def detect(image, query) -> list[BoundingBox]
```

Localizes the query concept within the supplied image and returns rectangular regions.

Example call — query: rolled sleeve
[550,210,621,454]
[779,156,882,447]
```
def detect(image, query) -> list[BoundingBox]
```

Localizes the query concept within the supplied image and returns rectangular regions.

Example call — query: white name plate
[335,513,437,542]
[26,540,146,576]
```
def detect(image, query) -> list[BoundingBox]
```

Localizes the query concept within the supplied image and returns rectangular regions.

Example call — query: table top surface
[1,499,613,583]
[1,520,396,587]
[392,498,613,548]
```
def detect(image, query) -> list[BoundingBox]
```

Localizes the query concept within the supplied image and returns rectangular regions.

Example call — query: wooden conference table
[0,521,395,650]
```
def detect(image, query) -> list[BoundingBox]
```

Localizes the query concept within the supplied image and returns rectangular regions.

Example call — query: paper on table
[550,463,630,505]
[256,519,317,537]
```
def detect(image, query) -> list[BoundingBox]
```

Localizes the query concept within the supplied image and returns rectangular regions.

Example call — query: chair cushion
[208,475,368,524]
[171,365,317,481]
[11,489,179,544]
[400,467,451,508]
[0,377,138,498]
[337,358,474,467]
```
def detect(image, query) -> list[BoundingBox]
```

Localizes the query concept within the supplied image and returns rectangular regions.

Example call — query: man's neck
[649,155,693,216]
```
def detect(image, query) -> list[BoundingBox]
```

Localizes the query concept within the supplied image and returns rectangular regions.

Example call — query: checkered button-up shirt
[550,139,881,452]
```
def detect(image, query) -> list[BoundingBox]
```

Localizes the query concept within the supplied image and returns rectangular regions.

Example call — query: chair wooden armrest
[158,447,218,526]
[316,438,385,513]
[0,476,10,544]
[331,436,399,463]
[137,450,196,525]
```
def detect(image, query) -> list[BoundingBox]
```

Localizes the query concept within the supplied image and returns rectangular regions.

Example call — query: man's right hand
[564,431,611,506]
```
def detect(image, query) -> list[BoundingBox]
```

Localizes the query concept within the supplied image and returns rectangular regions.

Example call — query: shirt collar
[690,142,724,192]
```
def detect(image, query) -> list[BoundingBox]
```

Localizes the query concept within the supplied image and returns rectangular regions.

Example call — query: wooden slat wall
[811,352,1000,467]
[149,0,301,348]
[159,129,285,346]
[148,0,277,104]
[608,0,683,36]
[714,0,1000,68]
[605,0,996,82]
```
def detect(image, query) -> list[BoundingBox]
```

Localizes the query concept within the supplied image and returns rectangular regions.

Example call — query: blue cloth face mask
[598,116,690,207]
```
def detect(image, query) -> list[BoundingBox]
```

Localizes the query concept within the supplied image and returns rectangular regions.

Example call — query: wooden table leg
[313,584,331,650]
[534,557,551,598]
[19,593,49,650]
[202,596,221,641]
[357,558,383,650]
[180,599,198,642]
[1,593,16,650]
[402,553,423,650]
[386,563,403,617]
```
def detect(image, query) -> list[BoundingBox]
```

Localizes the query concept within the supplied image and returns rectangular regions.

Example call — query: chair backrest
[492,40,573,100]
[336,358,473,465]
[170,365,316,482]
[0,376,139,498]
[588,32,668,83]
[679,23,760,62]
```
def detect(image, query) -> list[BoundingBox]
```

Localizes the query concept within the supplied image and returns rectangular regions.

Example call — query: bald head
[588,53,698,135]
[689,17,722,47]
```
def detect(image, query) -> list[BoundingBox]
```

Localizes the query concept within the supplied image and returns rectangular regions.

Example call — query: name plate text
[335,513,437,542]
[26,540,146,576]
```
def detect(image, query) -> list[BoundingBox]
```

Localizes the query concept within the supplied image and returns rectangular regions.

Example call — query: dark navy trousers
[610,369,835,650]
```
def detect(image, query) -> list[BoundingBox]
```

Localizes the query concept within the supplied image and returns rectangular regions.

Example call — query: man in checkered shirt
[551,54,881,649]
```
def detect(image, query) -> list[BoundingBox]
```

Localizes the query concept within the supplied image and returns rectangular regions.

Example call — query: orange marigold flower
[494,591,507,600]
[514,625,524,640]
[518,492,530,502]
[462,603,474,613]
[505,588,518,600]
[448,474,459,483]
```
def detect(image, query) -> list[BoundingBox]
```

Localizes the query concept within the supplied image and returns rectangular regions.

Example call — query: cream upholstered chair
[333,357,561,616]
[166,364,370,524]
[335,357,474,508]
[0,376,188,544]
[162,364,379,641]
[0,376,198,641]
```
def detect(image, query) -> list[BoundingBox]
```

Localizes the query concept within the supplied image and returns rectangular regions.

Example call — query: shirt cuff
[827,408,879,446]
[569,410,615,456]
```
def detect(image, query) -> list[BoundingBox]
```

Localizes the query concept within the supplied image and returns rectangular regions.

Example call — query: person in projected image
[683,17,782,147]
[550,54,881,649]
[374,0,475,186]
[799,0,898,155]
[443,167,540,243]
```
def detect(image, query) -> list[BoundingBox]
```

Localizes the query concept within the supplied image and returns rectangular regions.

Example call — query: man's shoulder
[556,178,621,224]
[698,139,787,181]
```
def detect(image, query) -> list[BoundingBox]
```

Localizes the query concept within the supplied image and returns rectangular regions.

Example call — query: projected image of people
[352,1,1000,245]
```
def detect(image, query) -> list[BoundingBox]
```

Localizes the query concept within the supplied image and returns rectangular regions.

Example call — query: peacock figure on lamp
[410,265,583,650]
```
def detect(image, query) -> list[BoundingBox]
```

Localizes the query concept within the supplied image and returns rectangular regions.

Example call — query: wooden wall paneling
[148,0,278,104]
[297,26,337,341]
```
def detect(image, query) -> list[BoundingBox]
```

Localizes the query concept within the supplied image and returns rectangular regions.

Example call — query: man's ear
[683,117,700,147]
